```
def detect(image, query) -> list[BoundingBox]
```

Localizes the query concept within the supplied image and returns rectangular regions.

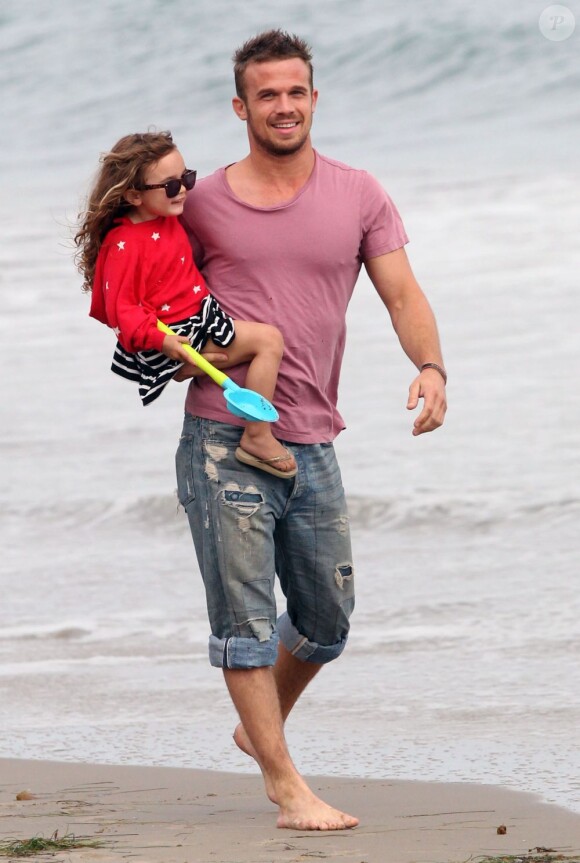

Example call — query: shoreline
[1,758,579,862]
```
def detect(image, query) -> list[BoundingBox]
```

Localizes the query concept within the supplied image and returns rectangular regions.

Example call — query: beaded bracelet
[420,362,447,384]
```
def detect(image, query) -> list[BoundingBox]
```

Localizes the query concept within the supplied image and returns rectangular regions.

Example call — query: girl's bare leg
[205,321,296,473]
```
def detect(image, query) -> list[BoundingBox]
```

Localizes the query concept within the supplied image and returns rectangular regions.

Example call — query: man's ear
[124,189,142,206]
[232,96,247,121]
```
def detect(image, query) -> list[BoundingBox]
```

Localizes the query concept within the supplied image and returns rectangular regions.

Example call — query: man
[177,30,447,831]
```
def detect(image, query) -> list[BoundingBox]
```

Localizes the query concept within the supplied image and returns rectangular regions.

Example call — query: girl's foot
[235,446,297,479]
[236,430,297,478]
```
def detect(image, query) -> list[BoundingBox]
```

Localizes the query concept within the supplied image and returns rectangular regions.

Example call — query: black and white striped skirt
[111,294,235,406]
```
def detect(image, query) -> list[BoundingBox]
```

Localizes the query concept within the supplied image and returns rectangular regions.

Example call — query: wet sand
[1,758,579,862]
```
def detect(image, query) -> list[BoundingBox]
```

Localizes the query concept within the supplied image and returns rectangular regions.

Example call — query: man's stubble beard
[246,112,313,158]
[258,137,309,157]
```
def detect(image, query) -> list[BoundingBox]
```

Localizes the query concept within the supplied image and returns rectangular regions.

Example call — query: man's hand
[406,368,447,436]
[364,250,447,437]
[167,336,230,381]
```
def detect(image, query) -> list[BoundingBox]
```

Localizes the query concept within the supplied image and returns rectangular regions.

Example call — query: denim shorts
[175,414,355,669]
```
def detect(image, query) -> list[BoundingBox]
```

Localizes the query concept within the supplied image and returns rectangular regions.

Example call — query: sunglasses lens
[182,170,197,191]
[163,172,196,197]
[164,179,182,198]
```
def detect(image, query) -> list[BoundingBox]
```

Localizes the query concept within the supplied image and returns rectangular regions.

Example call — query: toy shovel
[157,320,278,422]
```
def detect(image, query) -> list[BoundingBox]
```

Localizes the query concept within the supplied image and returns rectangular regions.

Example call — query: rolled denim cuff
[208,632,279,669]
[277,612,347,664]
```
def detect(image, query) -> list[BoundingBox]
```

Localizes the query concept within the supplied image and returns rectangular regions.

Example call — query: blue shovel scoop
[157,320,278,422]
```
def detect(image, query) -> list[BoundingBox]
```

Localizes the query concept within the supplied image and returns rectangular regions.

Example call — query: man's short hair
[233,29,314,100]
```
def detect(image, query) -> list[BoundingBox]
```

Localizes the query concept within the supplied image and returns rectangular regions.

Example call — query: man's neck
[226,143,316,207]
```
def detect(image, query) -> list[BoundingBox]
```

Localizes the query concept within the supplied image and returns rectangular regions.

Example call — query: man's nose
[274,93,293,113]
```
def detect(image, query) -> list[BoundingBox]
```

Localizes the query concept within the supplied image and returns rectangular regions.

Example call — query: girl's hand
[161,334,194,362]
[161,334,229,381]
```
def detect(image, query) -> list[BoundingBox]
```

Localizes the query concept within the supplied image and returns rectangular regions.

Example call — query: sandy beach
[1,759,579,862]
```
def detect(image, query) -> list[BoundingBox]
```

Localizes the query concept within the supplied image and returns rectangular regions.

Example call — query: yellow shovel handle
[157,320,228,388]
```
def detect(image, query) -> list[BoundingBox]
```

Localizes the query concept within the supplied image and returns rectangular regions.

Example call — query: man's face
[233,58,318,157]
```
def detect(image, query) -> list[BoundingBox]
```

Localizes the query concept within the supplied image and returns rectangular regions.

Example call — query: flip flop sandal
[235,446,298,479]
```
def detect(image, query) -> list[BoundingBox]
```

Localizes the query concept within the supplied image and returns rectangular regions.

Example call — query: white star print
[180,256,185,264]
[117,241,125,251]
[161,304,171,312]
[113,327,121,336]
[151,232,160,241]
[193,285,201,294]
[105,281,110,290]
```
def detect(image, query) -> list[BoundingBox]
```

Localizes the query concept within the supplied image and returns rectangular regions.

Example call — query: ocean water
[1,0,580,814]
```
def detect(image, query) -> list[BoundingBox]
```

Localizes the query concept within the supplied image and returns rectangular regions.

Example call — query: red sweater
[90,216,209,353]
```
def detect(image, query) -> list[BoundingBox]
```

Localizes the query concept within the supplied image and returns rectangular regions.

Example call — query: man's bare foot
[239,428,297,474]
[275,777,359,831]
[234,724,358,829]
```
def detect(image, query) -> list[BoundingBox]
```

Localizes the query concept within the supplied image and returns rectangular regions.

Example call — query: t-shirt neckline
[220,151,318,212]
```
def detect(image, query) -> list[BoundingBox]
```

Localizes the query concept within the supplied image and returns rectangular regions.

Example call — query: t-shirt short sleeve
[359,172,409,261]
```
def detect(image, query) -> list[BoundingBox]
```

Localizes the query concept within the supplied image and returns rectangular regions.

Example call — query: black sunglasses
[138,169,197,199]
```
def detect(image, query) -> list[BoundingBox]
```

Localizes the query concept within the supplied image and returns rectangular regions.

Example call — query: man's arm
[365,247,447,436]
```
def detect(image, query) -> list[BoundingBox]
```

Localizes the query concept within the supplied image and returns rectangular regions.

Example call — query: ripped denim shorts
[175,414,355,669]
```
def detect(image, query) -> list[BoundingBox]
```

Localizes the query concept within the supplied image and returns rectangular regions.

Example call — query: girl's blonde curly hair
[74,131,176,291]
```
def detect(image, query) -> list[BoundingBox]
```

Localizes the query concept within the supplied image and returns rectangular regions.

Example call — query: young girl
[74,131,296,478]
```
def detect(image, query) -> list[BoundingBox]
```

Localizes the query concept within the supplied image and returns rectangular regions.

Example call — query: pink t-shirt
[180,151,408,444]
